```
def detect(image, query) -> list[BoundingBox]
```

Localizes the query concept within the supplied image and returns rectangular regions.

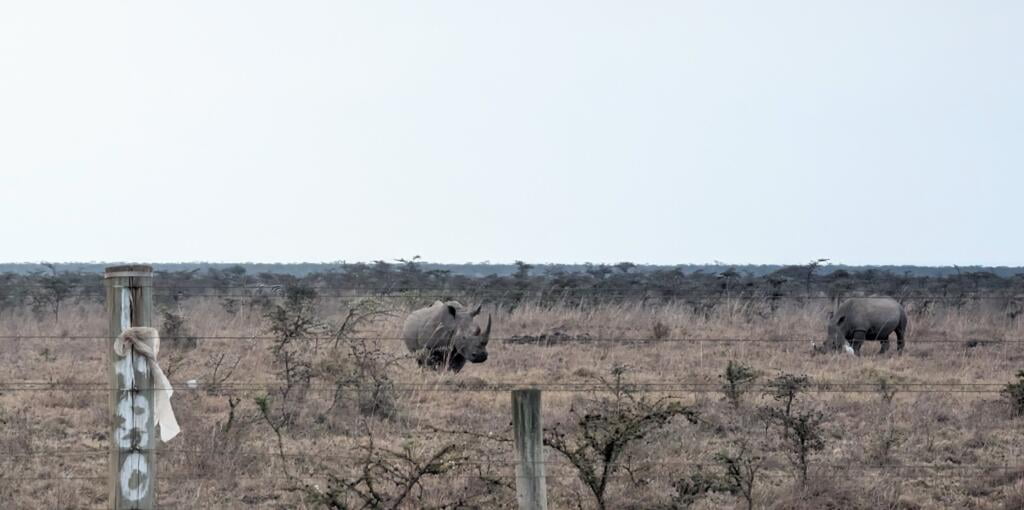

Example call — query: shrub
[300,434,502,509]
[203,352,242,394]
[669,467,728,509]
[714,440,763,510]
[721,360,760,409]
[652,320,670,341]
[867,419,905,466]
[876,376,898,405]
[262,285,325,425]
[764,373,810,417]
[29,275,73,322]
[160,309,198,350]
[1003,370,1024,417]
[760,372,826,486]
[774,409,827,485]
[545,364,699,510]
[321,335,403,421]
[666,441,763,510]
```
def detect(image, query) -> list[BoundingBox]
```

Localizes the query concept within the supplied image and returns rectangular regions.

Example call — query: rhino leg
[420,350,448,371]
[447,354,467,373]
[850,331,866,356]
[879,333,891,355]
[895,327,906,353]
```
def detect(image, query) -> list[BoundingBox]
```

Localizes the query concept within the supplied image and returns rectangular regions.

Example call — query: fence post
[105,265,156,509]
[512,388,547,510]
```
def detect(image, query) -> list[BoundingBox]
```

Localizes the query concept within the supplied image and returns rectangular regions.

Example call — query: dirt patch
[503,331,593,346]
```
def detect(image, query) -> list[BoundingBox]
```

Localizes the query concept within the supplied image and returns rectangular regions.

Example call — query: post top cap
[104,264,154,277]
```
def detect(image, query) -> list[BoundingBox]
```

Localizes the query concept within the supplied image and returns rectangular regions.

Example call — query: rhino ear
[446,304,458,318]
[470,304,482,317]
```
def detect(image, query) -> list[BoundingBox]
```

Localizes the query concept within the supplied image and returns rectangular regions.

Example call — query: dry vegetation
[1,293,1023,509]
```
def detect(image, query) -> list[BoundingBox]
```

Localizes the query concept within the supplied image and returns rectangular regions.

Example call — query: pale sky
[1,1,1021,266]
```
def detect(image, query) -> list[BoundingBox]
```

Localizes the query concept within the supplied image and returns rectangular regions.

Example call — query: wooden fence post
[105,265,156,509]
[512,388,547,510]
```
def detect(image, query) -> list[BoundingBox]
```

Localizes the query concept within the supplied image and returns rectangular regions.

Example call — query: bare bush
[760,372,826,486]
[867,417,905,467]
[721,360,760,409]
[1003,370,1024,417]
[299,428,507,509]
[652,320,670,341]
[29,275,73,322]
[203,352,243,394]
[160,309,198,350]
[714,440,764,510]
[322,335,404,421]
[668,467,726,509]
[764,373,810,418]
[773,409,826,486]
[263,285,325,425]
[544,364,699,510]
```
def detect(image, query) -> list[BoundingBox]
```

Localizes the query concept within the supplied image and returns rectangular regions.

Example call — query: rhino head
[441,303,491,364]
[812,314,855,355]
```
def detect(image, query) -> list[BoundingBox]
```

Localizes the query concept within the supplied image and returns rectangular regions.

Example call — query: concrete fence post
[105,265,156,509]
[512,388,547,510]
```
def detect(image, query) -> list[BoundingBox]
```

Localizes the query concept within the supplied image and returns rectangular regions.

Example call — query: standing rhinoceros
[814,297,908,355]
[401,300,491,372]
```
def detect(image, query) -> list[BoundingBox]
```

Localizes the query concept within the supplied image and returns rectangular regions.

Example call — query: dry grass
[1,296,1023,509]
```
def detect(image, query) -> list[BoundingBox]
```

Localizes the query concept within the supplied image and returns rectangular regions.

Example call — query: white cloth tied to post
[115,327,181,442]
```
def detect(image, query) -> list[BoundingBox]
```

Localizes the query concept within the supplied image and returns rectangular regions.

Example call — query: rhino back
[401,302,454,352]
[837,297,904,332]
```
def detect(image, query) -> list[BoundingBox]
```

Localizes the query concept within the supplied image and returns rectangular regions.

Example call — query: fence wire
[5,465,1023,483]
[2,282,1023,299]
[0,334,1021,344]
[3,281,1022,504]
[0,381,1014,394]
[6,449,1024,470]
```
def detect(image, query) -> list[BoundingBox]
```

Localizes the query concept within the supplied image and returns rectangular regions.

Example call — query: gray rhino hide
[820,297,908,355]
[401,301,490,372]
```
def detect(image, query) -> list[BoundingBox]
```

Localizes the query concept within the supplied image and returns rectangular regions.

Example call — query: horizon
[3,259,1023,273]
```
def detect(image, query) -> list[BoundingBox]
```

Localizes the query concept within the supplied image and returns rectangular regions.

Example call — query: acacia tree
[30,275,73,322]
[804,258,830,296]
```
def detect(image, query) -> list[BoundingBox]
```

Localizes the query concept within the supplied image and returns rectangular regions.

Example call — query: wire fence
[0,381,1014,394]
[7,465,1024,484]
[4,450,1023,472]
[0,334,1020,344]
[3,280,1022,507]
[2,282,1023,299]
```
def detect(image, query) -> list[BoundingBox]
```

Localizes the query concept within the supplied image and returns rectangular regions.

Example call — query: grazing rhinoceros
[401,300,491,372]
[814,297,908,355]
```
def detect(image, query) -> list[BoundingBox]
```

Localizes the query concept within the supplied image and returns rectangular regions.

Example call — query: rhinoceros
[401,300,491,372]
[814,297,908,355]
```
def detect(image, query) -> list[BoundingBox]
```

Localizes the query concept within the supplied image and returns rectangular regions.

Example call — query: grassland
[1,294,1022,509]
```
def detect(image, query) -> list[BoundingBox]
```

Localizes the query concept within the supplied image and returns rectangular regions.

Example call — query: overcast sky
[1,1,1021,266]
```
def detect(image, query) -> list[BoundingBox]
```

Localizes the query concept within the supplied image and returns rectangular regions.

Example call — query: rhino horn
[483,314,492,339]
[470,304,482,317]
